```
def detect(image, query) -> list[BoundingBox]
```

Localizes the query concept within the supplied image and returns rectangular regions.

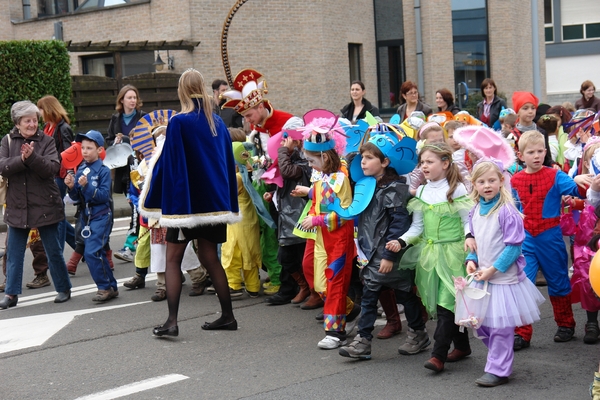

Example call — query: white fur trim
[159,212,242,228]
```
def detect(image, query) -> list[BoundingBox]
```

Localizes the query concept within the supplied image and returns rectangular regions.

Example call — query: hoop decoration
[221,0,252,87]
[131,110,177,160]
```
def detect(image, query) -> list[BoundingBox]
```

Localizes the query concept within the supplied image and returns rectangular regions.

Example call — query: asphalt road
[0,217,595,399]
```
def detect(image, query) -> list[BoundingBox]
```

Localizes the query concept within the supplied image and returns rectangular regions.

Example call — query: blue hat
[76,130,104,147]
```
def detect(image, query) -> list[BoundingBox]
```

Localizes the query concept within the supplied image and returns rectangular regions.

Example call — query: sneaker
[318,335,347,349]
[26,273,51,289]
[584,322,600,344]
[339,334,372,359]
[554,326,575,342]
[123,273,145,289]
[206,285,216,293]
[151,288,166,301]
[114,248,134,262]
[398,328,431,355]
[263,284,280,296]
[245,288,259,298]
[513,334,530,351]
[345,304,362,335]
[262,282,275,290]
[92,287,118,302]
[229,288,244,298]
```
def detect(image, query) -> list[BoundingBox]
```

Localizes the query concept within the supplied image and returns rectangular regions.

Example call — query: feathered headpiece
[300,109,347,155]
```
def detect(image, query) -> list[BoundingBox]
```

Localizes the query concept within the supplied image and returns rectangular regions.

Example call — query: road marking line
[74,374,189,400]
[13,274,158,307]
[0,301,151,354]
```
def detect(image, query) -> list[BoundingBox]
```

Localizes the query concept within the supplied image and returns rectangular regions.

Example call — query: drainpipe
[22,0,31,20]
[414,0,424,95]
[531,0,541,98]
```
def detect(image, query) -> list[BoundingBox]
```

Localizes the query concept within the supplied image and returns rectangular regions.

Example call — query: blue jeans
[55,177,76,251]
[5,223,72,295]
[83,213,117,291]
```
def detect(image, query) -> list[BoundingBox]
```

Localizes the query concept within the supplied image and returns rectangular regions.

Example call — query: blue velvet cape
[140,107,240,227]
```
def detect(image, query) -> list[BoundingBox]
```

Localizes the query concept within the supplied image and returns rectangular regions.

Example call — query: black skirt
[165,224,227,244]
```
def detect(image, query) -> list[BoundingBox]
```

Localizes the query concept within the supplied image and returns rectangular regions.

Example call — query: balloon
[590,251,600,297]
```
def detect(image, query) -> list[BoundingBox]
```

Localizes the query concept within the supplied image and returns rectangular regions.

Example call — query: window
[561,0,600,41]
[76,0,136,11]
[348,44,362,83]
[82,51,154,78]
[38,0,79,16]
[373,0,405,113]
[451,0,489,97]
[544,0,553,42]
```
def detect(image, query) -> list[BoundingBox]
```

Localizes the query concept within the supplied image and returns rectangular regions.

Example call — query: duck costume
[140,92,240,229]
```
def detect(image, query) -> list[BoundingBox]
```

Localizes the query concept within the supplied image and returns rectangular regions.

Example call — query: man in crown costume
[221,69,304,296]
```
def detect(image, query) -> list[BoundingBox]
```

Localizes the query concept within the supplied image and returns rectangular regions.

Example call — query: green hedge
[0,40,73,137]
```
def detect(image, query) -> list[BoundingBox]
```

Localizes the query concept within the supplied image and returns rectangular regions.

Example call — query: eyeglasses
[406,91,419,96]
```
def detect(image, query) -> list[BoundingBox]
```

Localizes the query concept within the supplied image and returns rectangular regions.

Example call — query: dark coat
[106,110,145,193]
[275,146,311,245]
[441,104,461,115]
[47,119,74,178]
[396,101,433,120]
[106,110,146,146]
[341,98,380,122]
[0,128,64,228]
[476,95,507,128]
[575,96,600,112]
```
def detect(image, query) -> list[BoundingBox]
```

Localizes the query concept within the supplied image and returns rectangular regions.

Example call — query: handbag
[454,273,490,331]
[0,135,11,205]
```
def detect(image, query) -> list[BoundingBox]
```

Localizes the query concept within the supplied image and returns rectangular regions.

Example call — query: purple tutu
[469,278,545,329]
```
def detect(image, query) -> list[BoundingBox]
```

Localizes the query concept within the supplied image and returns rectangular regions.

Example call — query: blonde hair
[420,123,446,141]
[517,130,545,152]
[419,142,463,203]
[470,161,517,214]
[583,143,600,174]
[178,69,217,136]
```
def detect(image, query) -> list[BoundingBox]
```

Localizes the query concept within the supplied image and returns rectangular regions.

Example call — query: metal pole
[531,0,541,98]
[414,0,424,94]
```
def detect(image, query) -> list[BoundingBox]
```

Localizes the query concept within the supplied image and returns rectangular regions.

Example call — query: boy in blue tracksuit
[65,130,118,302]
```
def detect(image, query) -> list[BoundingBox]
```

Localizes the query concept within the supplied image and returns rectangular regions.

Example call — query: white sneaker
[318,335,347,349]
[114,248,134,262]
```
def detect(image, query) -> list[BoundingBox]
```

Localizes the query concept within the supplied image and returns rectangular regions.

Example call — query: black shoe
[513,334,530,351]
[475,372,509,387]
[54,290,71,303]
[201,319,238,331]
[316,311,324,321]
[0,295,17,309]
[584,322,600,344]
[554,326,575,342]
[245,289,260,299]
[265,293,292,305]
[153,325,179,337]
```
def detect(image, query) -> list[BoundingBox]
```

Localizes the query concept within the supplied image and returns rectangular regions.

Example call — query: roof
[65,40,200,52]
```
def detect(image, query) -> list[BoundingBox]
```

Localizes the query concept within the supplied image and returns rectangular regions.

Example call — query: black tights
[162,239,234,329]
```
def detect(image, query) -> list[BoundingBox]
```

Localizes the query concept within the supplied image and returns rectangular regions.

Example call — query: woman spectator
[476,78,507,129]
[37,95,75,252]
[0,101,72,309]
[340,80,380,123]
[141,68,239,336]
[396,81,432,121]
[435,88,461,115]
[575,80,600,112]
[106,84,146,194]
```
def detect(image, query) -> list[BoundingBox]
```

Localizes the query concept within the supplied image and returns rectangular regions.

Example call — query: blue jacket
[68,159,112,219]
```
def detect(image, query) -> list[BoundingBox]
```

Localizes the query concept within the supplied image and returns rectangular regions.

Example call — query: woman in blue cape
[141,68,241,336]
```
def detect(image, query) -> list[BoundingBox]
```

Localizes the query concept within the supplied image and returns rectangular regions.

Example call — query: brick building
[3,0,594,118]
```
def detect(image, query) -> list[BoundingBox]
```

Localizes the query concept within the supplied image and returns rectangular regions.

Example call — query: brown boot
[67,251,83,275]
[291,272,310,304]
[106,249,114,271]
[377,288,402,339]
[300,289,324,310]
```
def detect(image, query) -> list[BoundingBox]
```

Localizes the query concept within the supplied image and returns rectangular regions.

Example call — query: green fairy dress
[399,183,473,319]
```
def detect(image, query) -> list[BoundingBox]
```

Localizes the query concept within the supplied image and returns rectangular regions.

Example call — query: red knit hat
[512,91,539,114]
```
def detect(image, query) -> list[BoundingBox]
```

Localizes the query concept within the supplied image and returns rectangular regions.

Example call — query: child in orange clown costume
[292,109,361,349]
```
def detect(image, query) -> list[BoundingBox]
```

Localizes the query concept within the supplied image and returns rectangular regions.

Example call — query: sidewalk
[0,193,133,232]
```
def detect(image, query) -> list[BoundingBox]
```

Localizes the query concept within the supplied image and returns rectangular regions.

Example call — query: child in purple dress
[466,159,545,387]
